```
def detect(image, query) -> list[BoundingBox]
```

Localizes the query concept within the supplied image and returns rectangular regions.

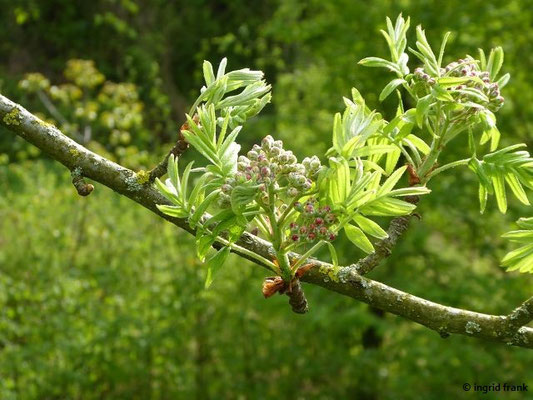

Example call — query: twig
[148,116,196,182]
[506,296,533,331]
[71,167,94,196]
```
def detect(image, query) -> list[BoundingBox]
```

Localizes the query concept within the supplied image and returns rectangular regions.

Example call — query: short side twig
[71,167,94,196]
[507,296,533,331]
[149,116,196,182]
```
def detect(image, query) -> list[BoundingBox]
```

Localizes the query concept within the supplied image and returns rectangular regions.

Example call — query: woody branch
[1,93,532,349]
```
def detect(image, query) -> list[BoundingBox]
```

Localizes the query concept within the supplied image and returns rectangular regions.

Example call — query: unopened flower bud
[295,175,307,187]
[261,135,274,150]
[279,152,289,164]
[221,184,232,194]
[325,213,336,224]
[269,147,281,157]
[287,187,299,197]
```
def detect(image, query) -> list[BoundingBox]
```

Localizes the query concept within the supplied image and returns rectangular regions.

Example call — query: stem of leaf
[291,241,326,272]
[424,158,470,181]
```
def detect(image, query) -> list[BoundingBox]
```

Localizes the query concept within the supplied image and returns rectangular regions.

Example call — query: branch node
[71,167,94,196]
[148,117,196,182]
[506,296,533,332]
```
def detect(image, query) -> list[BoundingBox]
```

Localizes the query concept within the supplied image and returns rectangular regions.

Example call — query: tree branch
[2,93,532,349]
[507,296,533,332]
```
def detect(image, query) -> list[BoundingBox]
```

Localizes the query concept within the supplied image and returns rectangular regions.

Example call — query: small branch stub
[71,167,94,196]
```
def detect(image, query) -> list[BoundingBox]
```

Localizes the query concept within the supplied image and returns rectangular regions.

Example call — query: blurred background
[1,0,532,398]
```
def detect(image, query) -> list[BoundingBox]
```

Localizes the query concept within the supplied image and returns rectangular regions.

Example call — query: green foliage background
[0,0,532,398]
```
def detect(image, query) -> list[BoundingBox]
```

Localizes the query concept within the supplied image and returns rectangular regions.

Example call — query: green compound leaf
[501,217,533,274]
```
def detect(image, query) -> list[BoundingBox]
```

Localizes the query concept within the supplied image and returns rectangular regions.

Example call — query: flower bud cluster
[414,58,504,112]
[414,67,436,86]
[218,135,322,207]
[444,58,504,111]
[289,199,337,244]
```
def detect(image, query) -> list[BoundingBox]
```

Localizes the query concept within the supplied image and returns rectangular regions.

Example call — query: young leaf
[326,242,339,267]
[203,60,216,86]
[359,57,401,74]
[190,190,220,228]
[353,214,388,239]
[156,204,188,218]
[344,224,375,254]
[491,170,507,213]
[196,234,215,262]
[416,95,433,128]
[377,165,407,196]
[205,247,231,288]
[361,197,417,216]
[379,79,406,101]
[486,46,504,80]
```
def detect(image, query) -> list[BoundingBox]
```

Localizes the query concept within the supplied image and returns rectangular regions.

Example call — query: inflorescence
[289,198,337,244]
[414,57,504,112]
[218,135,322,207]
